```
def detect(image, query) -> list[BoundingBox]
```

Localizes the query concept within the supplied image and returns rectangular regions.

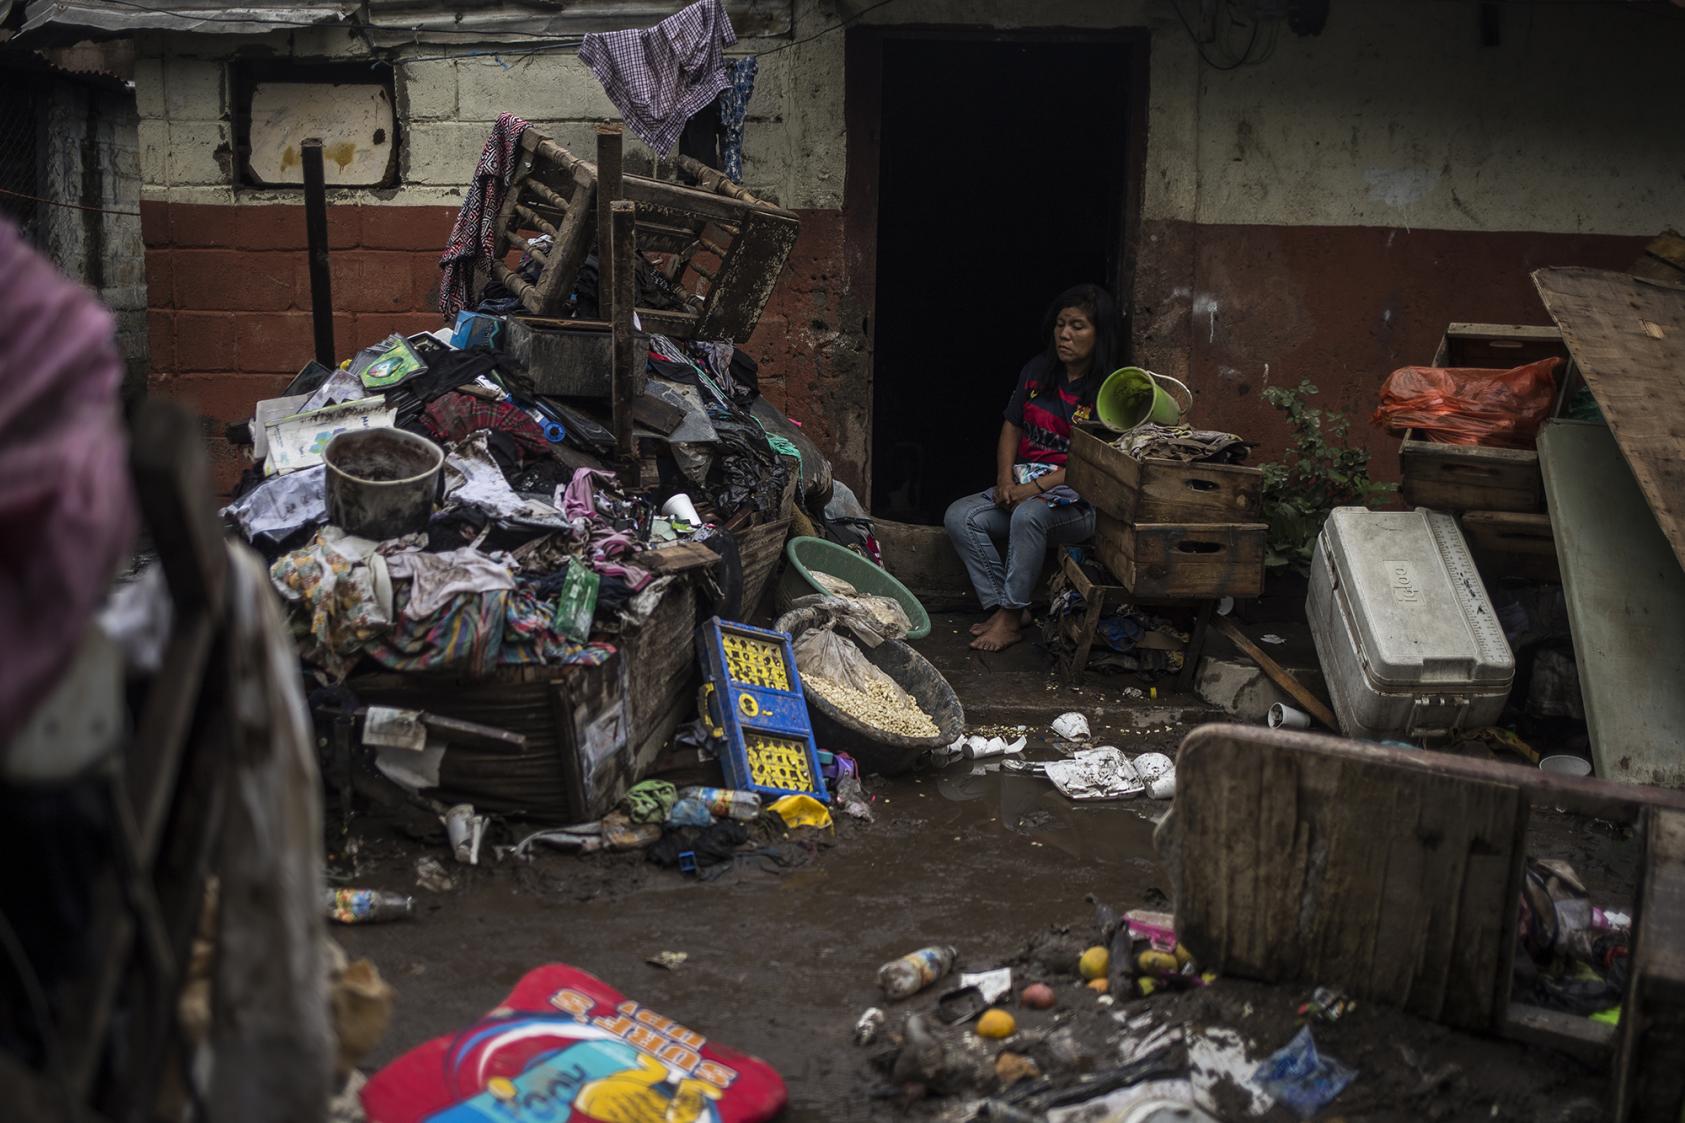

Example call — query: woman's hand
[997,482,1040,508]
[994,475,1017,508]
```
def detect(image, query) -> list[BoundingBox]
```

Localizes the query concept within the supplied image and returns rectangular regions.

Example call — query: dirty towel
[718,56,757,182]
[384,546,516,618]
[578,0,737,156]
[557,466,654,590]
[438,112,530,317]
[365,583,613,675]
[358,964,786,1122]
[619,780,678,825]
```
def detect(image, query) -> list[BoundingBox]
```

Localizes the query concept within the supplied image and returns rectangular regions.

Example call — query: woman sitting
[943,284,1123,652]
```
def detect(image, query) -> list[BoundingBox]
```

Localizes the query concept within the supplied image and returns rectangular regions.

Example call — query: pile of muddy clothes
[221,321,867,681]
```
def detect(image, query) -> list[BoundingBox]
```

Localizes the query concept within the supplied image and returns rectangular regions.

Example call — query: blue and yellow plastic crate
[697,617,829,804]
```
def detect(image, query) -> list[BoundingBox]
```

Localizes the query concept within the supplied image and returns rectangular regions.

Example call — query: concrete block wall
[133,2,1685,496]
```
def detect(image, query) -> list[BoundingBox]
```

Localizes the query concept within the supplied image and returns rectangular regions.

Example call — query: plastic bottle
[679,786,762,821]
[877,945,958,999]
[324,888,415,924]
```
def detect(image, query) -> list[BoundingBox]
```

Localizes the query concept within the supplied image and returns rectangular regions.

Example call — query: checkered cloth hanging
[578,0,737,156]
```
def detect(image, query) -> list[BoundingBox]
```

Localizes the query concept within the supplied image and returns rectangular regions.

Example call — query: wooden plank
[1539,420,1685,787]
[1460,510,1560,583]
[1216,618,1338,731]
[1169,725,1532,1032]
[1399,435,1543,513]
[1506,1003,1617,1067]
[1643,230,1685,273]
[1615,809,1685,1121]
[1533,268,1685,573]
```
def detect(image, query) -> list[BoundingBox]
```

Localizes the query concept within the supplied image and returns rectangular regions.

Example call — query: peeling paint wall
[132,0,1685,495]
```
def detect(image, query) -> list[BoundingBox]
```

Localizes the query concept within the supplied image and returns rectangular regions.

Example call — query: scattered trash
[854,1006,886,1046]
[1044,747,1143,801]
[1079,945,1110,981]
[1268,702,1312,729]
[767,793,833,830]
[1051,712,1092,741]
[360,965,787,1121]
[1087,978,1110,994]
[960,967,1013,1005]
[442,803,487,865]
[994,1050,1040,1088]
[1261,633,1286,645]
[414,857,455,893]
[1298,986,1357,1023]
[324,888,415,925]
[666,797,716,827]
[1252,1026,1357,1118]
[1131,751,1177,799]
[1020,983,1056,1009]
[962,734,1028,760]
[879,944,958,999]
[936,984,990,1025]
[646,950,689,970]
[976,1008,1016,1039]
[679,785,763,821]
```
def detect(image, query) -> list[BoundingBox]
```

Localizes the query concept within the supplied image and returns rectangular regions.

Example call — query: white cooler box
[1307,508,1514,741]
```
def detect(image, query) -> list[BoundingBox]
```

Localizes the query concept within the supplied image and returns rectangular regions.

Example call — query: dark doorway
[867,35,1137,523]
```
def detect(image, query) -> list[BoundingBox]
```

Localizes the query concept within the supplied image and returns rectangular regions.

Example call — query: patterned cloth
[438,112,530,317]
[579,0,737,155]
[421,391,552,462]
[718,56,758,182]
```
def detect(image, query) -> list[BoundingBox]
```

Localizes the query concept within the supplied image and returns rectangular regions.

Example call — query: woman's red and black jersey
[1003,357,1095,465]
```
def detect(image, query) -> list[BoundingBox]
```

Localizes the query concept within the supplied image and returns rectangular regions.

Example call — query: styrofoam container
[1307,508,1515,741]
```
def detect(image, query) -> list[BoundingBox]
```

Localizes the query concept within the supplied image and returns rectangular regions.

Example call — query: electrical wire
[0,185,143,217]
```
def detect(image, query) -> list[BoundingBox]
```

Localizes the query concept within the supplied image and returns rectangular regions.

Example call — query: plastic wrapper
[787,593,907,646]
[793,625,909,704]
[1372,357,1562,448]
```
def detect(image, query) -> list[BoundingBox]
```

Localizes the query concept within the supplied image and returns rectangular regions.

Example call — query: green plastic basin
[776,536,931,640]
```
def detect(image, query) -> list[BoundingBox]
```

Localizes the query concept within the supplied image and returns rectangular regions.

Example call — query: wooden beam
[611,199,638,470]
[595,124,623,322]
[1213,615,1339,731]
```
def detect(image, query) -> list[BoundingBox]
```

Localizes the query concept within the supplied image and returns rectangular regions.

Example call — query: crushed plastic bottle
[878,945,958,999]
[854,1007,885,1046]
[678,786,762,821]
[324,888,414,924]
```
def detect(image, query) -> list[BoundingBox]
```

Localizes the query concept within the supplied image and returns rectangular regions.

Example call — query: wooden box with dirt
[1092,514,1267,600]
[1397,323,1577,513]
[1067,425,1264,525]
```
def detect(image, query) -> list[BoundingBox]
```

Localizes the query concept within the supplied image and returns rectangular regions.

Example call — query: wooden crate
[1093,513,1267,600]
[486,130,799,342]
[1459,510,1560,584]
[1398,323,1574,513]
[1068,426,1263,525]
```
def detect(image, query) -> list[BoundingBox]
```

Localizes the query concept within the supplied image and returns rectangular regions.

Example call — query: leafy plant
[1258,380,1394,569]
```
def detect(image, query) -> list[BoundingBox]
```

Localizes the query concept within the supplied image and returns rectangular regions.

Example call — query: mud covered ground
[334,709,1638,1123]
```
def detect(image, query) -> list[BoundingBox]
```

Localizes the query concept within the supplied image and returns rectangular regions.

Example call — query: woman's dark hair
[1039,283,1124,403]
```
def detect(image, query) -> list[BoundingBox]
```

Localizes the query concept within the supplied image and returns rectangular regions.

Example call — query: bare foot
[972,609,1031,635]
[970,610,1022,652]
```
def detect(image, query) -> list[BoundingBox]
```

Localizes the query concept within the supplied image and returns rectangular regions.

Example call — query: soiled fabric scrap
[269,528,394,678]
[442,432,568,527]
[556,466,653,590]
[439,112,529,317]
[620,780,678,825]
[578,0,737,155]
[717,56,757,183]
[384,547,516,618]
[423,392,551,461]
[365,584,614,676]
[1044,747,1144,801]
[222,464,327,546]
[1113,423,1252,465]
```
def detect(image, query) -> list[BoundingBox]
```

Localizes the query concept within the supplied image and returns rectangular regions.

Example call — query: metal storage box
[1307,507,1514,741]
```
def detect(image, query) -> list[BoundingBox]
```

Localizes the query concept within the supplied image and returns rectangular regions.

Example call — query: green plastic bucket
[776,536,931,640]
[1096,367,1193,432]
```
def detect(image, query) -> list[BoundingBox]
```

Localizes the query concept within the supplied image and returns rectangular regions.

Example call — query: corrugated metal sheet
[20,0,792,41]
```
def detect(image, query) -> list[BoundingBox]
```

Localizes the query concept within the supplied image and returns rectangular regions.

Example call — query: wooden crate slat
[1068,426,1263,525]
[1093,514,1266,600]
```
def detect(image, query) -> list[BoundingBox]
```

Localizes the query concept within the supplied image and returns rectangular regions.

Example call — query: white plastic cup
[662,492,702,525]
[1267,703,1311,729]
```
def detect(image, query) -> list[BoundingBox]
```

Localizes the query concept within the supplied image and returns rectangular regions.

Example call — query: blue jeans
[944,493,1095,611]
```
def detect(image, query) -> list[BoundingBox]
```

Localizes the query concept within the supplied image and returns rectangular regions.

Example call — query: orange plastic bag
[1372,357,1562,448]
